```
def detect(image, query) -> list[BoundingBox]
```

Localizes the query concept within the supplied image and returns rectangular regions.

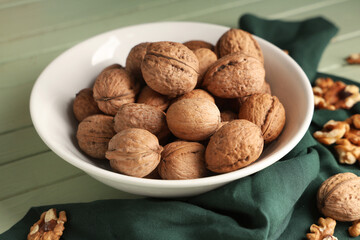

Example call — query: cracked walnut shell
[73,88,102,122]
[159,141,208,180]
[76,114,116,159]
[93,67,139,115]
[166,98,220,141]
[238,93,286,144]
[106,128,163,178]
[317,172,360,222]
[141,41,199,97]
[205,119,264,173]
[202,52,265,98]
[215,28,264,63]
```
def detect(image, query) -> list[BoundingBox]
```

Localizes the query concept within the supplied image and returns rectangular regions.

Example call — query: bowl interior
[30,22,313,193]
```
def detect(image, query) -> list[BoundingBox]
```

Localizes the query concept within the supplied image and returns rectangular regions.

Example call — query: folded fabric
[2,14,358,240]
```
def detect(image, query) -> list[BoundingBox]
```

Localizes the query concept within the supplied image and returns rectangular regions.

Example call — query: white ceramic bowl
[30,22,313,198]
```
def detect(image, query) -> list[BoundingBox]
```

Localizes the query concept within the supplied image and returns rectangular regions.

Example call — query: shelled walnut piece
[313,77,360,110]
[313,120,349,145]
[349,220,360,237]
[346,53,360,65]
[306,217,337,240]
[27,208,67,240]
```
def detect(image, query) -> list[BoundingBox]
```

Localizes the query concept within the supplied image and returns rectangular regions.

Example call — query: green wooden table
[0,0,359,234]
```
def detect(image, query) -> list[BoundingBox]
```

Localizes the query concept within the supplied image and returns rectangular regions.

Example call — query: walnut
[183,40,214,51]
[205,119,264,173]
[261,81,272,95]
[215,28,264,62]
[334,139,360,165]
[114,103,169,142]
[171,89,215,105]
[125,42,149,86]
[306,217,337,240]
[313,120,350,145]
[349,219,360,237]
[346,53,360,65]
[238,93,286,144]
[345,114,360,145]
[106,128,163,178]
[202,52,265,98]
[76,114,116,159]
[317,172,360,222]
[27,208,67,240]
[158,141,208,180]
[136,86,170,111]
[73,88,102,122]
[141,41,199,97]
[193,48,217,86]
[93,68,139,115]
[166,98,220,141]
[220,110,237,122]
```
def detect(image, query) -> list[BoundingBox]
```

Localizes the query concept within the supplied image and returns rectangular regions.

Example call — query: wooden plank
[0,174,139,233]
[0,151,81,200]
[0,126,48,165]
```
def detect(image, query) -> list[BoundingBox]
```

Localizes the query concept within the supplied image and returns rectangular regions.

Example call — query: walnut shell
[202,52,265,98]
[193,48,217,86]
[137,86,170,111]
[76,114,116,159]
[166,98,220,141]
[216,28,264,62]
[183,40,215,51]
[171,89,215,105]
[125,42,149,86]
[93,68,139,115]
[317,172,360,222]
[238,93,286,143]
[220,110,237,122]
[205,119,264,173]
[106,128,163,178]
[114,103,169,141]
[73,88,102,122]
[141,41,199,97]
[159,141,208,180]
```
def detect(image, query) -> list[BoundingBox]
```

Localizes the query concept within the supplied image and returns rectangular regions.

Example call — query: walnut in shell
[202,52,265,98]
[141,41,199,97]
[238,93,286,143]
[106,128,163,178]
[93,68,139,115]
[159,141,208,180]
[125,42,149,86]
[166,98,220,141]
[114,103,169,141]
[220,110,237,122]
[216,28,264,62]
[205,119,264,173]
[73,88,102,122]
[171,89,215,105]
[76,114,116,159]
[137,86,170,111]
[183,40,215,51]
[193,48,217,86]
[317,172,360,222]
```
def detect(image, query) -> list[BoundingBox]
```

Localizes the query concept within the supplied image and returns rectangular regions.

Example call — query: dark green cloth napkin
[2,15,359,240]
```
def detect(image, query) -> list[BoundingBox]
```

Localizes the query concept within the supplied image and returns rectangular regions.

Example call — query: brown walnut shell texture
[183,40,215,51]
[159,141,208,180]
[114,103,169,140]
[238,93,286,144]
[202,52,265,98]
[73,88,102,122]
[193,48,218,86]
[171,89,215,105]
[106,128,163,178]
[141,41,199,97]
[76,114,116,159]
[216,28,264,63]
[125,42,149,85]
[205,119,264,173]
[317,172,360,222]
[93,68,138,115]
[137,86,170,111]
[220,110,237,122]
[166,98,221,141]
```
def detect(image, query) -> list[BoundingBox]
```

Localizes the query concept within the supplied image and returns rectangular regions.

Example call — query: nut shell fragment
[106,128,162,178]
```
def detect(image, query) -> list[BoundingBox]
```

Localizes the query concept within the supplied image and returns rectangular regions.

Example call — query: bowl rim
[30,21,314,188]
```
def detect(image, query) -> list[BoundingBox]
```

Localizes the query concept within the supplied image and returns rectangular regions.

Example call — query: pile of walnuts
[73,28,286,180]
